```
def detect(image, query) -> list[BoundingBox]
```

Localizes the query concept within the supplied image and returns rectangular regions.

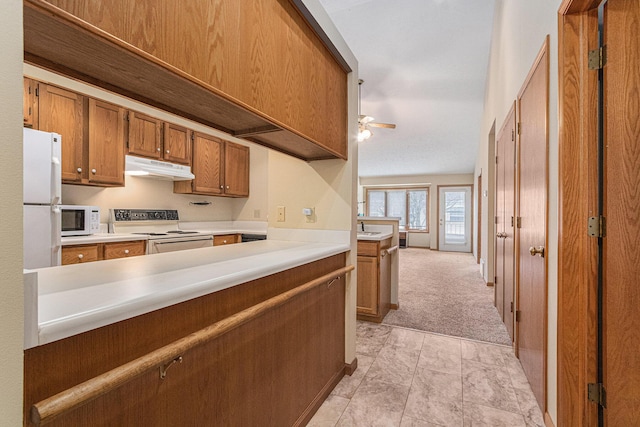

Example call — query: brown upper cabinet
[23,77,38,128]
[24,0,349,160]
[127,112,192,166]
[174,133,249,198]
[33,80,124,186]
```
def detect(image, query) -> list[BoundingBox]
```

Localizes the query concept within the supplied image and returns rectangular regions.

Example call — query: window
[365,187,429,231]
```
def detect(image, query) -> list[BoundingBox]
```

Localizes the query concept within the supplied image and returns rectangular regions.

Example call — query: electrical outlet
[277,206,285,222]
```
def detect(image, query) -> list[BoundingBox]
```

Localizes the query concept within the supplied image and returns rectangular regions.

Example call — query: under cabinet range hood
[125,155,195,181]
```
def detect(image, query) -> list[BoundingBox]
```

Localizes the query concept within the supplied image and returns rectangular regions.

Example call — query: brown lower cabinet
[357,238,392,323]
[213,234,241,246]
[24,253,347,426]
[61,240,146,265]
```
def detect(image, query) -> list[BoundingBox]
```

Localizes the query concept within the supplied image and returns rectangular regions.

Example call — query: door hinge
[126,112,130,121]
[191,132,195,141]
[517,123,521,135]
[510,301,514,313]
[494,276,498,285]
[495,155,498,164]
[588,216,606,238]
[34,86,39,97]
[511,216,514,227]
[516,217,522,228]
[515,310,521,322]
[511,129,515,141]
[495,216,498,224]
[588,383,607,407]
[588,45,607,70]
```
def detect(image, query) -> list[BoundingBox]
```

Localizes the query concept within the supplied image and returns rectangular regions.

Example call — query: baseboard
[486,281,494,287]
[344,357,358,376]
[294,367,345,427]
[544,412,555,427]
[390,303,399,310]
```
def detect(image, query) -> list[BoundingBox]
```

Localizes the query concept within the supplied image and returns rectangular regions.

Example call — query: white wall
[360,173,474,249]
[26,64,270,225]
[0,0,24,424]
[477,0,561,423]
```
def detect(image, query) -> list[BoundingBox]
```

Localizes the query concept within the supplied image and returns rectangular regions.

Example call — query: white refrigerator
[23,128,62,269]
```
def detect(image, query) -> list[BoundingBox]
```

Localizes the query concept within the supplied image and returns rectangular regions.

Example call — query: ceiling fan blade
[368,122,396,129]
[358,115,375,124]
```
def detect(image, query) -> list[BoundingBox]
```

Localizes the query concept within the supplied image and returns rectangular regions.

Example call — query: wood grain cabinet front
[61,244,100,265]
[23,77,38,128]
[213,234,241,246]
[356,238,392,322]
[174,134,249,198]
[103,240,146,260]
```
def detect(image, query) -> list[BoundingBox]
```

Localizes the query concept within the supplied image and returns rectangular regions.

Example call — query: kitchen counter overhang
[24,240,350,348]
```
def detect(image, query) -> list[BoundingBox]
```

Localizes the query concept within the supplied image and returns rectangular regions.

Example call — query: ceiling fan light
[358,128,372,142]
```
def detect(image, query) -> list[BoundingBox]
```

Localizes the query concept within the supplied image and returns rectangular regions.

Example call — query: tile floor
[307,322,545,427]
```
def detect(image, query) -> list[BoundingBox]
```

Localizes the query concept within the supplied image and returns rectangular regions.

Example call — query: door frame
[557,0,600,426]
[436,184,474,252]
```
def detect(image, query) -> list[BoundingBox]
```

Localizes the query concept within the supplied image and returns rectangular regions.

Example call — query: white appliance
[60,205,101,236]
[23,128,62,269]
[109,209,213,254]
[124,155,195,181]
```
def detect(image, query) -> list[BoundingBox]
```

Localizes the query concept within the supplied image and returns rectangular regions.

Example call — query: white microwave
[60,205,101,236]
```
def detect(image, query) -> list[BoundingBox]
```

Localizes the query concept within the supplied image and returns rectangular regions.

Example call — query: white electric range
[109,209,214,254]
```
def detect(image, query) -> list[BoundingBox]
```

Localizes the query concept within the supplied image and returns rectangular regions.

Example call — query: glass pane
[367,191,386,217]
[387,190,406,226]
[444,191,466,244]
[408,190,427,230]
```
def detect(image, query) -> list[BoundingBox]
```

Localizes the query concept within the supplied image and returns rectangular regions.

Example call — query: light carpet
[382,248,512,345]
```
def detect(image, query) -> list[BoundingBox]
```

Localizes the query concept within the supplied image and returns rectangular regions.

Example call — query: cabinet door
[23,78,38,128]
[163,122,191,165]
[88,99,125,186]
[61,244,100,265]
[191,132,223,195]
[38,84,84,183]
[104,240,146,259]
[356,255,379,315]
[127,111,162,159]
[224,141,250,197]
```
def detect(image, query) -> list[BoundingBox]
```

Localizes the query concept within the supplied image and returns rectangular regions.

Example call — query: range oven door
[149,236,213,254]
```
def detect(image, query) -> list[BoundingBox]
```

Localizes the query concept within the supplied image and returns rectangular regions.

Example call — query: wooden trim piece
[390,303,400,310]
[344,357,358,376]
[544,412,556,427]
[31,265,355,425]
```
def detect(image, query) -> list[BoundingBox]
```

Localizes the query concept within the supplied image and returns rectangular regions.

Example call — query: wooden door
[224,141,250,197]
[88,99,125,186]
[163,122,191,165]
[127,111,162,159]
[38,84,84,183]
[516,39,549,411]
[503,106,516,342]
[191,132,223,195]
[603,1,640,424]
[495,124,506,320]
[495,104,516,341]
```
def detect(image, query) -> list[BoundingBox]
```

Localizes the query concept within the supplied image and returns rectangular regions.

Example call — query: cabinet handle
[166,150,170,154]
[223,240,227,244]
[220,185,224,189]
[157,147,161,152]
[77,167,82,173]
[226,185,229,189]
[91,168,97,174]
[124,249,130,255]
[77,254,84,260]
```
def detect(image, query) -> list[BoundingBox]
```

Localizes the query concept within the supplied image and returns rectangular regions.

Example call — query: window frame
[364,186,430,232]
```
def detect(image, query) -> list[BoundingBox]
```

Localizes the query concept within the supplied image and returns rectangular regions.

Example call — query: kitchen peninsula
[23,237,351,426]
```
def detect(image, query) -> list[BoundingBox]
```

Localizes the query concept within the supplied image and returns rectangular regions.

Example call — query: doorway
[438,186,472,252]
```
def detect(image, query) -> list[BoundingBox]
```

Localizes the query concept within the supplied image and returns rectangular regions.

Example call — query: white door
[438,186,472,252]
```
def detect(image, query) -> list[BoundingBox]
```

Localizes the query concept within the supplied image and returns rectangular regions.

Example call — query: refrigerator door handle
[52,205,62,266]
[51,156,61,205]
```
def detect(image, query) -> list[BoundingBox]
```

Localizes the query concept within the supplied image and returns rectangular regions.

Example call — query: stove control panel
[111,209,180,222]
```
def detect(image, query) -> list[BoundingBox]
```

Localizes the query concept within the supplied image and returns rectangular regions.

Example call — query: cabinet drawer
[213,234,241,246]
[61,244,100,265]
[104,240,146,260]
[357,240,380,257]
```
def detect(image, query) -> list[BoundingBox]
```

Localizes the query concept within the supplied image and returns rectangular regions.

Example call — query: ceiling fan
[357,79,397,142]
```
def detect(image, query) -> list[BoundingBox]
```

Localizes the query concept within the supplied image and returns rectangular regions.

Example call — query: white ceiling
[317,0,495,178]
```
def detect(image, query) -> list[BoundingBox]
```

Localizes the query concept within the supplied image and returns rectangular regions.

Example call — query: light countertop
[62,233,148,245]
[25,240,348,348]
[356,224,394,241]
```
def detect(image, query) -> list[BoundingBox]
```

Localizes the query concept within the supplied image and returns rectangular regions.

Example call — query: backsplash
[62,177,235,223]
